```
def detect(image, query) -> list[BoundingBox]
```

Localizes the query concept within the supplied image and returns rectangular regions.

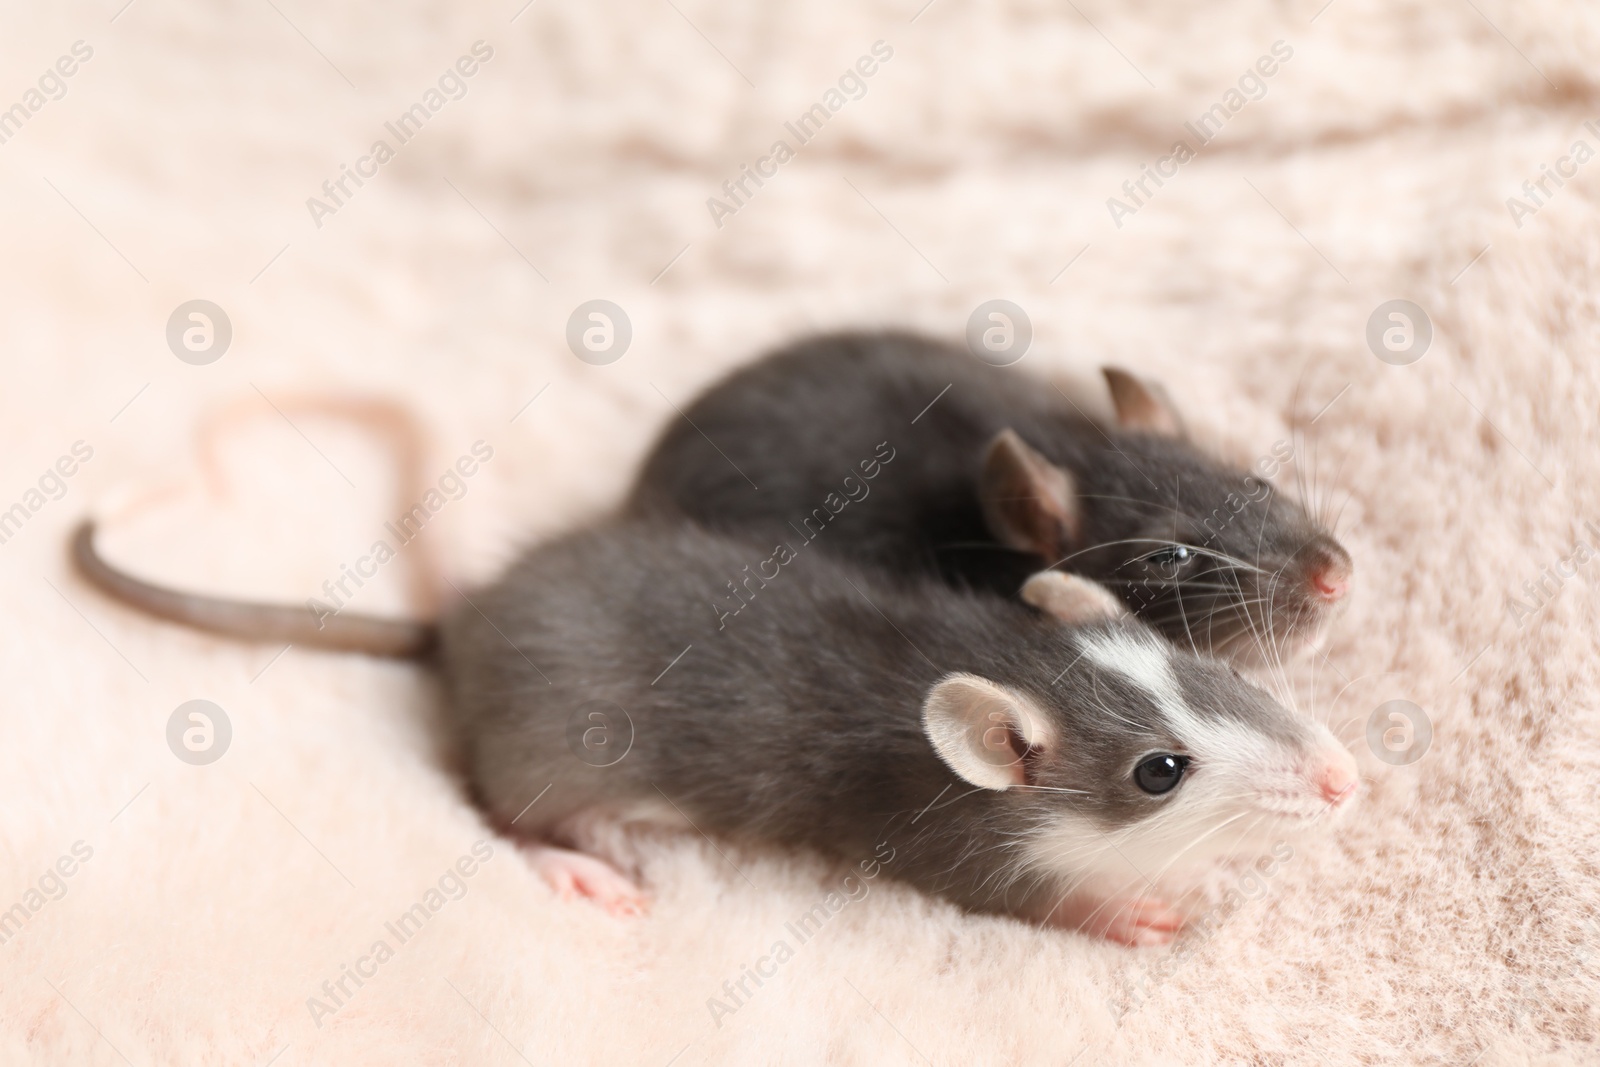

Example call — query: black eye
[1133,754,1189,795]
[1144,545,1193,567]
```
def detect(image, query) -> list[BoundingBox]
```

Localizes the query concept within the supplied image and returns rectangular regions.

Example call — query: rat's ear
[922,674,1052,790]
[1103,367,1186,438]
[981,429,1080,563]
[1020,571,1127,624]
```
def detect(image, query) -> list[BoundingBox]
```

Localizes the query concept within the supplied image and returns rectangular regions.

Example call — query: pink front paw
[1045,892,1184,946]
[1094,896,1184,946]
[520,844,649,918]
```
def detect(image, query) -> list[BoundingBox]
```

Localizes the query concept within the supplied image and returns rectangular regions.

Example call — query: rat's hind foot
[520,843,648,917]
[1044,891,1184,947]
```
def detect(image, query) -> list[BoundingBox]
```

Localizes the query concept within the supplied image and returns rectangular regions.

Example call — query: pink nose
[1316,759,1358,806]
[1308,560,1351,602]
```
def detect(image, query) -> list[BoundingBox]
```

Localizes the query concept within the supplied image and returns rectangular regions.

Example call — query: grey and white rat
[628,330,1353,666]
[68,513,1357,942]
[441,518,1359,943]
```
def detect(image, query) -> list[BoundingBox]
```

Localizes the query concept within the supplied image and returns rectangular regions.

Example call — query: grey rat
[628,330,1352,666]
[441,518,1359,943]
[68,515,1357,941]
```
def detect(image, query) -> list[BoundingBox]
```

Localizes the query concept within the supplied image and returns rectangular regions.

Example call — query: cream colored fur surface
[1,0,1598,1063]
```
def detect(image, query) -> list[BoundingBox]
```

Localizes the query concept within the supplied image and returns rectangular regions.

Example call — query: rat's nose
[1315,755,1359,807]
[1304,550,1352,603]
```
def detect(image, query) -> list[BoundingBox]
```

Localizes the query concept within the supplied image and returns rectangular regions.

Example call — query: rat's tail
[71,520,437,658]
[70,393,447,660]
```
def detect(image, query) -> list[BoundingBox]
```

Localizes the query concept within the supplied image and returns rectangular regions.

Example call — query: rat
[68,515,1357,943]
[627,330,1353,666]
[440,518,1360,944]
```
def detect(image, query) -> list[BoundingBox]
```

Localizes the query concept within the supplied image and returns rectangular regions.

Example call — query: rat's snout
[1313,748,1359,808]
[1309,563,1350,602]
[1300,542,1353,604]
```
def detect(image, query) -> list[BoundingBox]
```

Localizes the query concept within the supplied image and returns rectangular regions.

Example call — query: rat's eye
[1144,545,1193,567]
[1133,754,1189,795]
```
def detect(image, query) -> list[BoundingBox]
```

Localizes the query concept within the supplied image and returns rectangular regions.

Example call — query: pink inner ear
[1016,732,1047,788]
[1049,471,1082,552]
[979,695,1055,788]
[1103,367,1184,438]
[982,430,1081,560]
[977,714,1032,788]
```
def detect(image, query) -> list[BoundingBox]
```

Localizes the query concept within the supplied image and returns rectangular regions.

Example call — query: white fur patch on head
[1078,628,1185,719]
[1075,628,1274,789]
[1018,630,1344,905]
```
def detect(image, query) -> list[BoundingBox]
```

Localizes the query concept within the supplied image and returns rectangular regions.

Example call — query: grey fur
[628,330,1350,664]
[441,519,1326,919]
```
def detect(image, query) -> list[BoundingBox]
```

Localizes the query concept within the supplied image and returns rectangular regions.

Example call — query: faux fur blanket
[2,0,1597,1063]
